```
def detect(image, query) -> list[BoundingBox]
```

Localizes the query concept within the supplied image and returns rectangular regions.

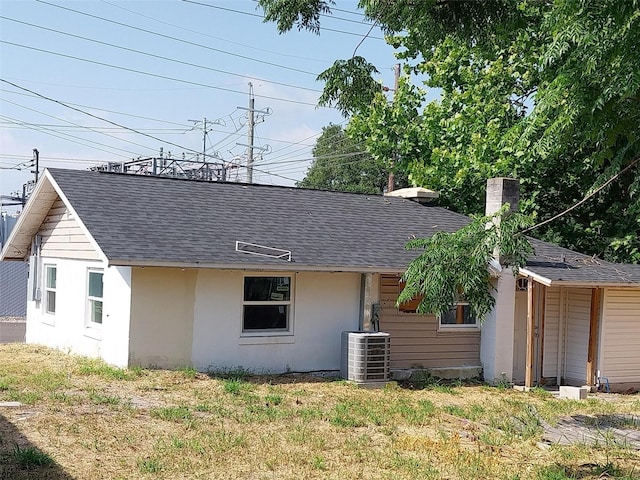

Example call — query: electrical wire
[100,0,331,64]
[0,16,323,94]
[186,0,385,39]
[0,87,194,127]
[0,115,138,159]
[0,41,323,107]
[521,155,640,234]
[2,97,161,153]
[1,79,205,156]
[35,0,319,76]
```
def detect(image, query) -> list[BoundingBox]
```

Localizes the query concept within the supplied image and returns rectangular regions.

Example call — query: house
[1,169,639,390]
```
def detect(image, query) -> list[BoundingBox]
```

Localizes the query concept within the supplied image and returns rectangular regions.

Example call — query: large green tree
[299,123,406,194]
[259,0,640,263]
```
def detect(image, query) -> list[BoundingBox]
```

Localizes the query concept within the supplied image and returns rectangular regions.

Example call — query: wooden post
[586,288,601,386]
[538,284,546,384]
[525,279,536,387]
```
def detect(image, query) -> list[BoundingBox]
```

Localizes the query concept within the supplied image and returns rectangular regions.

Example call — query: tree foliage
[298,123,406,194]
[259,0,640,263]
[398,205,534,320]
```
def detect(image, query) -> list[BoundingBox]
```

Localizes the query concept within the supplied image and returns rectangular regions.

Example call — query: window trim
[241,273,294,337]
[85,268,104,330]
[43,264,57,317]
[438,302,480,331]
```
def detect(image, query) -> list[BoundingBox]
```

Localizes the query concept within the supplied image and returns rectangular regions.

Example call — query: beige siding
[542,287,561,380]
[600,289,640,386]
[39,199,100,260]
[378,275,480,369]
[563,288,591,385]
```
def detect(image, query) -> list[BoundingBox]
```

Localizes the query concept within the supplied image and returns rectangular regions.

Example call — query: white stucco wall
[129,267,196,368]
[480,273,516,383]
[190,270,361,373]
[26,258,131,367]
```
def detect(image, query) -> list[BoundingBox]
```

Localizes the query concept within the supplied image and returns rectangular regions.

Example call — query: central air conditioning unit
[341,331,390,384]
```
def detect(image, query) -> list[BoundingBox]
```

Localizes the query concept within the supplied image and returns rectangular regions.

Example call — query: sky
[0,0,400,209]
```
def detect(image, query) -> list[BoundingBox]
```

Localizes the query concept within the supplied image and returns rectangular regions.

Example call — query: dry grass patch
[0,344,638,479]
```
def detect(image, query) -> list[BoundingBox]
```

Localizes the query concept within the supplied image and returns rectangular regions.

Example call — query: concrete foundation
[390,366,482,382]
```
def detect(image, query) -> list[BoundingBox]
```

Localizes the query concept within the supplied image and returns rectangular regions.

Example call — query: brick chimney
[480,177,519,385]
[486,177,519,216]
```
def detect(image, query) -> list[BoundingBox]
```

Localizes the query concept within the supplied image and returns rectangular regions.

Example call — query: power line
[35,0,319,76]
[1,16,323,94]
[521,155,640,234]
[99,0,331,64]
[1,41,323,107]
[0,115,138,159]
[1,79,203,156]
[2,97,160,153]
[1,87,196,127]
[188,0,385,39]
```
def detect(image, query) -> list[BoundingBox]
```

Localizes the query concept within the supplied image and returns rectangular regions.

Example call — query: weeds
[138,457,162,474]
[13,445,53,469]
[150,405,192,422]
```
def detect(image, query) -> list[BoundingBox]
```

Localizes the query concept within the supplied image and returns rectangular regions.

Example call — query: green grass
[77,358,140,380]
[13,445,54,470]
[150,405,192,422]
[1,344,638,480]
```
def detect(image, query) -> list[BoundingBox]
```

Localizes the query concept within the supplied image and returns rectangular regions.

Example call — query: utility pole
[247,83,255,184]
[32,148,39,183]
[236,83,271,184]
[387,63,401,193]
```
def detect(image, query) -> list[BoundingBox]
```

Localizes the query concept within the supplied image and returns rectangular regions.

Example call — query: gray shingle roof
[46,168,640,285]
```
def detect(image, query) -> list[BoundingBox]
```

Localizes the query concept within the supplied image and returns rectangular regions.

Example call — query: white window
[44,265,57,314]
[87,270,104,326]
[242,276,292,334]
[439,303,479,329]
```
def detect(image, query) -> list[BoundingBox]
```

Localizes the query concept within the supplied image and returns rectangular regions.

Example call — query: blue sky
[0,0,400,203]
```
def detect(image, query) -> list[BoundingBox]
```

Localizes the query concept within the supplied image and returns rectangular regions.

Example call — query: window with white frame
[242,276,292,333]
[439,302,478,328]
[44,265,57,314]
[87,270,104,325]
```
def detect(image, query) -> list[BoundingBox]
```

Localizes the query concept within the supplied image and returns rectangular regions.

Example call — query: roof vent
[235,241,291,261]
[384,187,439,204]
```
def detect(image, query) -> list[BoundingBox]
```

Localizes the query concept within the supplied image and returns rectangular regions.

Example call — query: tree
[258,0,640,263]
[398,206,533,319]
[298,123,407,194]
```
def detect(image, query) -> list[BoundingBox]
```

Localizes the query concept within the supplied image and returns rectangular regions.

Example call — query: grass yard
[0,344,638,479]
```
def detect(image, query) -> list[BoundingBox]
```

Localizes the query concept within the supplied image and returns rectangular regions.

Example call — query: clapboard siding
[378,274,480,369]
[563,288,591,385]
[542,287,561,379]
[600,289,640,384]
[39,199,99,260]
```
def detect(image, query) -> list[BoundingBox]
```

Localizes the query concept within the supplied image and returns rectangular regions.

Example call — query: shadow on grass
[0,412,73,479]
[537,461,636,479]
[206,369,342,385]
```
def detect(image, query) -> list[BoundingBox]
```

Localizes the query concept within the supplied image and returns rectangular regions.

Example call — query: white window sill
[239,335,295,345]
[41,318,55,327]
[84,327,102,341]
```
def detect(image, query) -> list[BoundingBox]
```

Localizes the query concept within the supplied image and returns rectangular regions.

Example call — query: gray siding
[1,215,27,317]
[0,261,28,317]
